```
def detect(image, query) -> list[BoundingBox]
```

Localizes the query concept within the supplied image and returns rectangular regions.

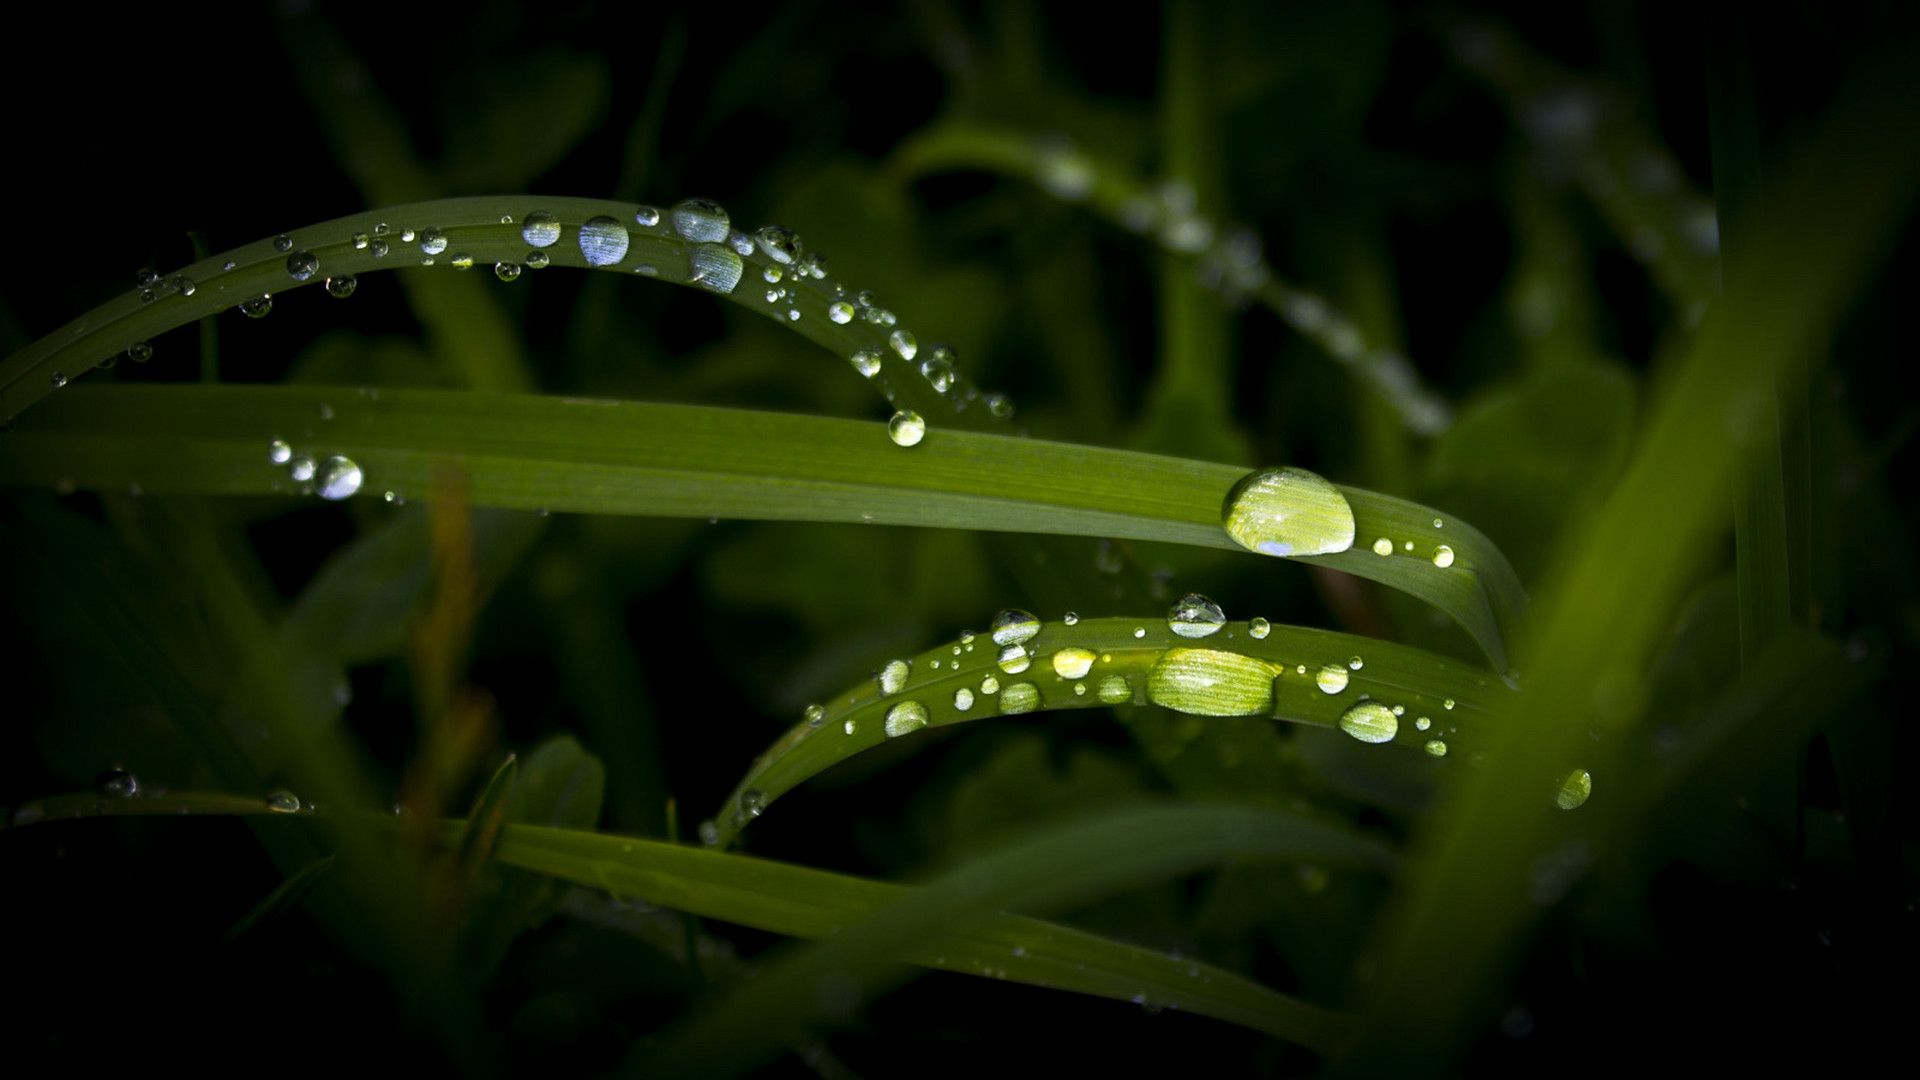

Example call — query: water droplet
[1221,466,1356,557]
[1424,739,1448,757]
[273,234,293,253]
[268,439,292,464]
[1372,537,1394,556]
[919,356,954,393]
[368,239,389,258]
[850,350,881,377]
[1052,647,1096,679]
[1348,655,1364,671]
[877,659,909,696]
[669,198,730,243]
[821,300,855,325]
[1433,545,1455,568]
[286,251,319,281]
[525,250,550,269]
[266,789,302,813]
[168,274,195,297]
[1443,698,1456,711]
[882,330,917,362]
[1097,675,1131,704]
[418,226,448,255]
[1338,701,1399,744]
[885,700,929,737]
[1248,617,1271,639]
[95,768,140,798]
[953,687,975,711]
[688,243,744,294]
[315,455,363,500]
[999,682,1040,714]
[1036,142,1095,200]
[741,788,766,817]
[887,410,925,447]
[240,294,273,319]
[135,267,160,287]
[991,609,1041,646]
[1146,648,1276,716]
[400,228,417,243]
[325,274,357,298]
[1315,664,1350,694]
[698,819,720,845]
[522,210,561,248]
[578,216,630,266]
[996,644,1032,674]
[46,369,68,389]
[352,232,370,250]
[1556,768,1592,810]
[980,674,1000,695]
[753,225,803,265]
[804,704,826,728]
[1166,594,1226,638]
[986,393,1015,420]
[288,455,316,482]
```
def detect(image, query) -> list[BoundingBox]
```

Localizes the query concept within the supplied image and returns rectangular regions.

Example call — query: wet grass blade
[0,384,1523,668]
[221,855,337,947]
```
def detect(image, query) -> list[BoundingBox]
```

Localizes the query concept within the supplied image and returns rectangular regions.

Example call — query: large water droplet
[240,295,273,319]
[887,410,925,447]
[286,251,320,281]
[1556,768,1593,810]
[889,330,918,361]
[1338,701,1398,744]
[579,215,631,267]
[996,644,1032,674]
[418,226,448,255]
[1146,648,1276,716]
[1425,739,1448,757]
[1051,647,1096,679]
[522,210,561,248]
[828,301,855,324]
[999,682,1040,714]
[127,341,154,363]
[753,225,803,264]
[1167,593,1226,638]
[326,274,357,298]
[268,439,292,464]
[804,704,826,728]
[495,262,522,282]
[289,455,317,483]
[1221,466,1356,557]
[953,687,975,711]
[1248,617,1271,639]
[990,609,1041,646]
[315,455,363,500]
[877,659,909,696]
[1433,545,1455,568]
[265,789,302,813]
[885,700,928,737]
[850,350,882,378]
[670,198,731,243]
[1315,664,1350,694]
[688,244,744,294]
[1097,675,1131,704]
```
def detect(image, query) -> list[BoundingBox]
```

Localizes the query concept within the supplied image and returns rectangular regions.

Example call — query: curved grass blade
[0,196,1001,427]
[711,616,1514,847]
[0,384,1523,667]
[221,855,337,948]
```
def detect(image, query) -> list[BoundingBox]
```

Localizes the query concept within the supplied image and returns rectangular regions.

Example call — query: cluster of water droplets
[266,435,362,500]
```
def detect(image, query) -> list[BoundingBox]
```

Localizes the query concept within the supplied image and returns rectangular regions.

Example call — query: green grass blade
[221,855,337,948]
[0,384,1523,667]
[710,616,1512,846]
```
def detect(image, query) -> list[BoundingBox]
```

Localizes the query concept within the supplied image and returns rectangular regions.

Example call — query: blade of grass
[0,384,1523,668]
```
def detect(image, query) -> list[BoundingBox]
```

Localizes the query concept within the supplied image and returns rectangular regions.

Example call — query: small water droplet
[919,355,954,392]
[268,439,292,464]
[49,371,68,388]
[1425,739,1448,757]
[996,644,1032,674]
[1166,594,1226,638]
[633,205,662,228]
[698,820,720,845]
[352,232,369,250]
[1443,698,1456,710]
[850,350,882,377]
[740,788,766,817]
[1433,545,1455,568]
[325,274,357,298]
[804,704,826,728]
[1248,616,1271,639]
[288,455,316,482]
[844,718,857,735]
[885,700,929,737]
[1052,647,1096,679]
[1372,537,1394,556]
[1315,664,1350,695]
[1097,675,1131,704]
[522,210,561,248]
[888,329,918,361]
[688,243,744,294]
[1147,648,1276,716]
[986,393,1015,420]
[135,267,159,287]
[400,228,417,243]
[827,301,855,324]
[368,239,389,258]
[273,234,293,253]
[525,250,550,269]
[266,789,302,813]
[1062,612,1079,626]
[753,225,803,264]
[1338,701,1399,743]
[240,295,273,319]
[1415,716,1431,731]
[1222,466,1356,557]
[418,226,448,255]
[1035,140,1095,200]
[286,251,319,281]
[168,274,195,297]
[981,674,1000,695]
[1348,655,1364,671]
[999,682,1040,714]
[990,609,1040,646]
[495,262,522,282]
[1556,768,1592,810]
[887,410,925,447]
[669,198,731,243]
[578,216,630,266]
[95,768,140,798]
[877,659,909,696]
[953,687,975,711]
[315,455,363,500]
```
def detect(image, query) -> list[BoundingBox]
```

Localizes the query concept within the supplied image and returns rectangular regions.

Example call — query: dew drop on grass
[1315,664,1350,694]
[579,216,630,267]
[954,687,975,711]
[698,820,719,845]
[1415,716,1431,731]
[268,439,292,465]
[885,700,928,737]
[240,295,273,318]
[753,225,802,264]
[352,232,369,249]
[740,788,766,817]
[1348,655,1364,670]
[1167,593,1226,638]
[877,659,909,696]
[991,609,1041,646]
[521,210,560,248]
[168,274,195,297]
[451,253,477,270]
[996,644,1032,674]
[829,301,855,324]
[1556,768,1593,810]
[688,244,744,294]
[999,682,1040,714]
[286,251,319,281]
[273,234,293,253]
[326,274,357,298]
[1146,648,1275,716]
[369,239,389,258]
[1433,545,1455,568]
[986,393,1015,419]
[669,198,730,243]
[418,226,448,255]
[495,262,521,282]
[635,205,661,227]
[804,704,826,728]
[266,789,302,813]
[887,410,925,447]
[315,455,363,500]
[1097,675,1131,704]
[1249,616,1271,639]
[1425,739,1448,757]
[1443,698,1456,710]
[919,355,954,392]
[850,350,882,377]
[980,674,1000,695]
[1338,701,1398,744]
[1371,537,1393,556]
[95,768,139,798]
[1062,612,1079,626]
[1221,466,1356,557]
[525,250,549,269]
[1052,647,1096,679]
[288,455,316,483]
